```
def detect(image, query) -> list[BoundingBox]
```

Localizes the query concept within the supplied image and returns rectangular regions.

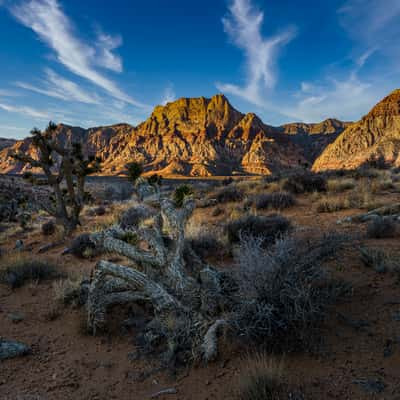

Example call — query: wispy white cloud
[282,73,380,122]
[338,0,400,67]
[217,0,296,106]
[16,68,100,104]
[0,102,50,119]
[161,84,176,105]
[95,32,123,73]
[0,89,20,97]
[10,0,148,108]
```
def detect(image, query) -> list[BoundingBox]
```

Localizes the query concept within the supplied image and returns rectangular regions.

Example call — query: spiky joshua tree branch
[11,122,101,235]
[84,174,232,365]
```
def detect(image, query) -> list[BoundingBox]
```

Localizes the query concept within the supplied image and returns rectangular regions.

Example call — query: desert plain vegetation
[1,129,400,400]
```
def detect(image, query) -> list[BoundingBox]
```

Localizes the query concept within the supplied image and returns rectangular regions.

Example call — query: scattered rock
[150,388,177,398]
[0,338,31,360]
[14,239,24,250]
[7,312,25,323]
[353,378,385,394]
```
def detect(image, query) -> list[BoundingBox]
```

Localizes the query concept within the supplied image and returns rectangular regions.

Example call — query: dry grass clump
[282,172,326,194]
[371,177,394,193]
[366,217,399,239]
[359,247,400,273]
[315,196,350,213]
[212,185,244,203]
[41,220,56,236]
[224,214,291,246]
[327,178,355,193]
[347,182,382,210]
[251,192,296,211]
[69,233,97,258]
[119,204,154,229]
[0,253,59,288]
[232,233,346,350]
[238,353,285,400]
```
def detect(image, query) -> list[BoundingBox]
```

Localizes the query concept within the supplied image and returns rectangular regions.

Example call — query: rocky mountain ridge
[313,89,400,171]
[0,93,362,176]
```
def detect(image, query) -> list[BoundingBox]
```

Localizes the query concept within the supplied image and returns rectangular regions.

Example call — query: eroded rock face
[0,94,346,177]
[313,89,400,171]
[0,138,16,151]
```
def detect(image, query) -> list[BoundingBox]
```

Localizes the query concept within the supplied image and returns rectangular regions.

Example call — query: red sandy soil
[1,194,400,399]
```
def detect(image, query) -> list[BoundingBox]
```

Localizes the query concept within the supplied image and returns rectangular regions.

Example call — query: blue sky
[0,0,399,139]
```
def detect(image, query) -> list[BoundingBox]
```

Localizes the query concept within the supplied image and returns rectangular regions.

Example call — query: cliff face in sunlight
[313,89,400,171]
[0,94,348,176]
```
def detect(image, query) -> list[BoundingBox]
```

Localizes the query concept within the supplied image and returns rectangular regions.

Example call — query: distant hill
[0,94,348,176]
[0,138,16,151]
[313,89,400,171]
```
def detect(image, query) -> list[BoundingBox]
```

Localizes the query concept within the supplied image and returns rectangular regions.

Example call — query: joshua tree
[12,122,101,235]
[83,177,233,365]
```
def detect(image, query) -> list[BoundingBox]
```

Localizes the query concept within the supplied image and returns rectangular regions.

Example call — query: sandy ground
[1,182,400,399]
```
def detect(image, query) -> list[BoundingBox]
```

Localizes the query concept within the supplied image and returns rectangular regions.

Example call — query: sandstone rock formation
[0,94,347,177]
[0,138,16,151]
[313,89,400,171]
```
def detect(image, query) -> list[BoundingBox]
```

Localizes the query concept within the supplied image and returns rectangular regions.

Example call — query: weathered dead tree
[85,181,233,364]
[11,122,101,235]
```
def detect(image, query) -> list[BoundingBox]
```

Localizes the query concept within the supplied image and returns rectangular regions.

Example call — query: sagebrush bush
[41,220,56,236]
[359,247,398,273]
[225,214,291,246]
[239,353,285,400]
[282,172,326,194]
[366,217,398,239]
[70,233,97,258]
[119,205,153,229]
[213,185,244,203]
[232,233,346,350]
[252,192,296,211]
[327,178,355,193]
[185,231,227,260]
[0,255,59,288]
[315,196,349,213]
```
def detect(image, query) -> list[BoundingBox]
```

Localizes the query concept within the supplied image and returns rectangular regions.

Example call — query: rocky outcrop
[0,138,16,151]
[313,89,400,171]
[280,119,351,162]
[0,94,347,177]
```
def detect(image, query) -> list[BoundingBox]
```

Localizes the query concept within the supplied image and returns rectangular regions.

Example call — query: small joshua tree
[12,122,101,235]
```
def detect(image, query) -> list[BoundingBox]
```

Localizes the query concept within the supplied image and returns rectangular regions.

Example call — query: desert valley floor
[1,172,400,399]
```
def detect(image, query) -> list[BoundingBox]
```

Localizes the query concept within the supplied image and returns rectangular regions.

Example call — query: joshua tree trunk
[85,187,232,364]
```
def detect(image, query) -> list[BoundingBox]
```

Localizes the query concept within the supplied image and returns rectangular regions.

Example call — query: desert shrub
[359,247,399,273]
[41,220,56,236]
[252,192,296,211]
[94,206,106,216]
[0,255,59,288]
[239,353,285,400]
[185,232,227,260]
[371,178,394,193]
[119,205,153,229]
[52,276,84,305]
[366,217,398,239]
[173,185,194,207]
[70,233,97,258]
[222,177,234,186]
[282,172,326,194]
[126,162,143,183]
[232,233,346,350]
[213,185,244,203]
[315,196,349,213]
[327,178,355,193]
[225,214,291,246]
[212,206,224,217]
